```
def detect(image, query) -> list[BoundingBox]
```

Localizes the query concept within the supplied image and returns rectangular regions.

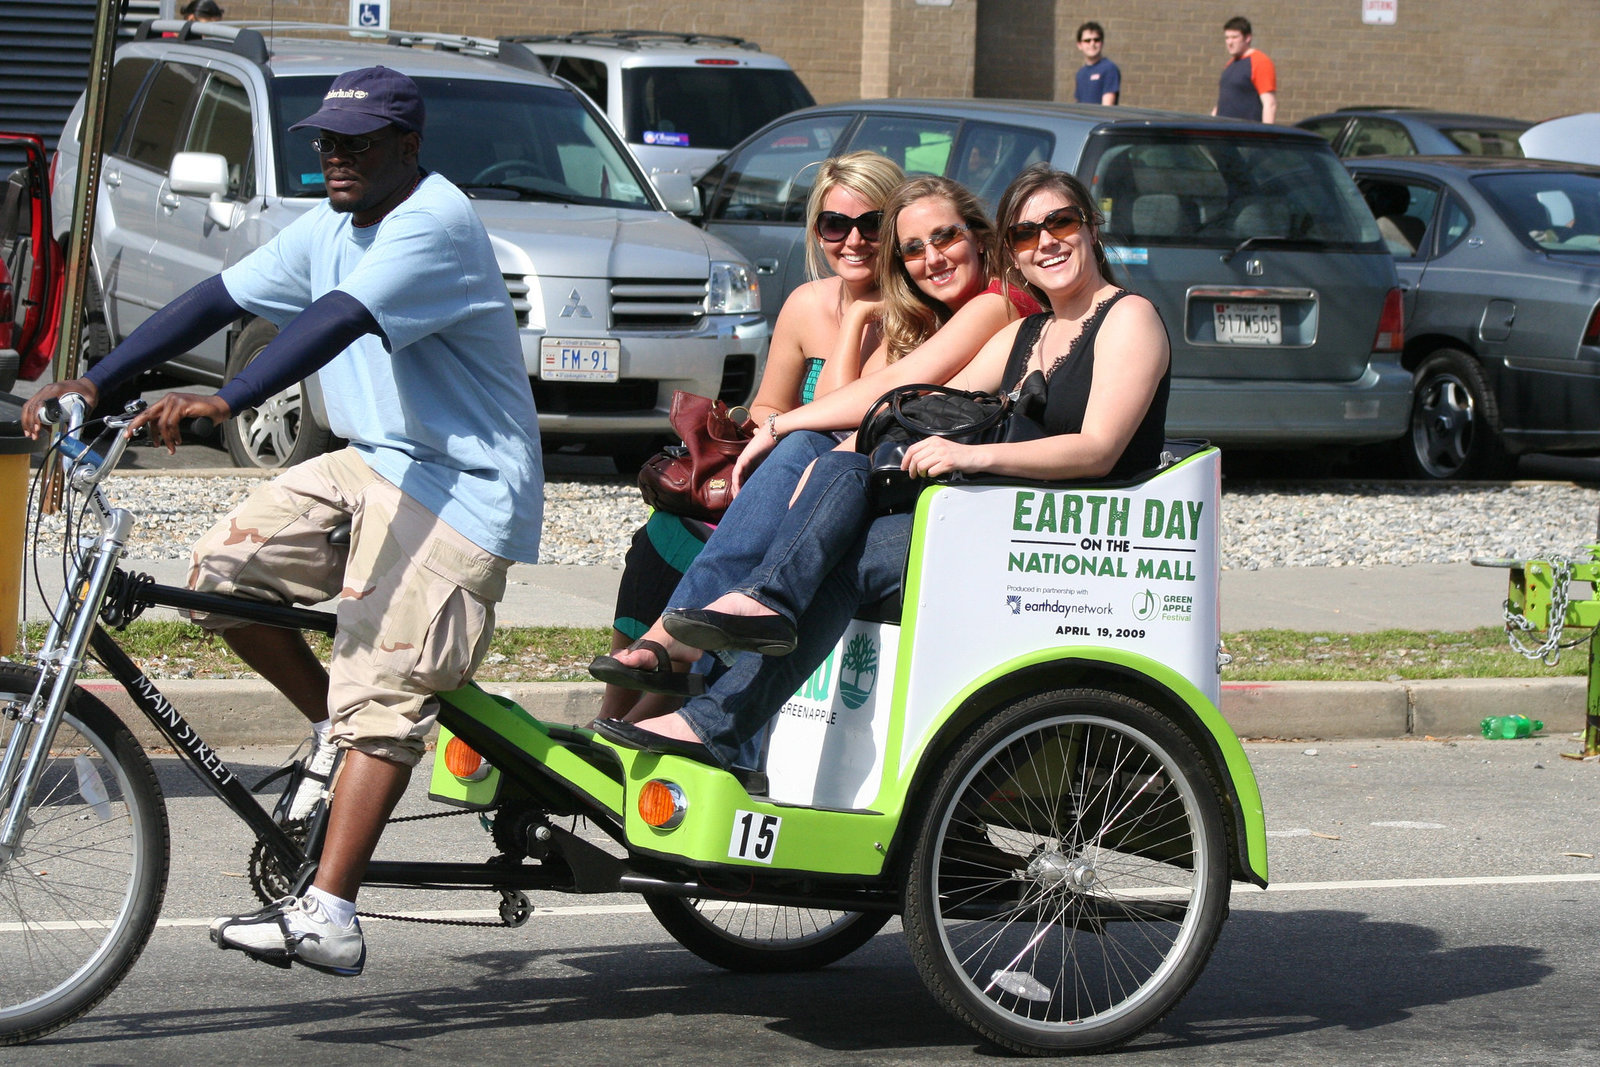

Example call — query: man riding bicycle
[22,66,544,976]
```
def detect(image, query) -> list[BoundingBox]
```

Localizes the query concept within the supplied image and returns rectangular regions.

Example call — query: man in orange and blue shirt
[1213,16,1277,123]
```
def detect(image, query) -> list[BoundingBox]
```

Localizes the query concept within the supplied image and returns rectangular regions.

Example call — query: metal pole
[53,0,123,386]
[45,0,123,512]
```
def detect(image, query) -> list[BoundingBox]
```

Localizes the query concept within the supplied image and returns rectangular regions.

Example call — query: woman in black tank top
[594,166,1172,770]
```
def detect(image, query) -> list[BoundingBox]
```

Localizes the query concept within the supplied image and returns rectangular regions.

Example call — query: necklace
[353,170,425,229]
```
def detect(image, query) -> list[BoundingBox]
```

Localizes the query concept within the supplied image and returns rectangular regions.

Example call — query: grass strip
[11,621,1589,684]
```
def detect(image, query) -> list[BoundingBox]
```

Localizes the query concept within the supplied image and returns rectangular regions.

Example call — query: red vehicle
[1,132,61,391]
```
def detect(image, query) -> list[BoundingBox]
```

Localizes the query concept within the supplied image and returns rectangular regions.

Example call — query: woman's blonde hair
[801,150,905,280]
[874,176,1003,362]
[995,164,1118,308]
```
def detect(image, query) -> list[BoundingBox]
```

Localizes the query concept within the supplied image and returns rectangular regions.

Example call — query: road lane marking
[1236,872,1600,894]
[10,877,1600,934]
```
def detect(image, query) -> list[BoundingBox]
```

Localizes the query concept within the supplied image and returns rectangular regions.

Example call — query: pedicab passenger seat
[850,440,1208,627]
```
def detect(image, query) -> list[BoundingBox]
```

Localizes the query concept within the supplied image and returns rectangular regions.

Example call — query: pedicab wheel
[903,687,1230,1055]
[0,666,171,1046]
[645,894,890,973]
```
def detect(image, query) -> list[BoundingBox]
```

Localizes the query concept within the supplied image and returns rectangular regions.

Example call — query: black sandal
[588,638,706,696]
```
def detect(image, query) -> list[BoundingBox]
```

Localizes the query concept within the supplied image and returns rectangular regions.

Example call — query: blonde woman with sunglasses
[597,151,902,721]
[593,164,1170,770]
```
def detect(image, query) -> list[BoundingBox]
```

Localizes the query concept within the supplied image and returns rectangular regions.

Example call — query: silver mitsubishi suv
[51,20,769,469]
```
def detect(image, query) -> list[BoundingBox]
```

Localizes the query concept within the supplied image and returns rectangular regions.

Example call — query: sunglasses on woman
[815,210,884,243]
[1006,206,1087,251]
[897,224,970,260]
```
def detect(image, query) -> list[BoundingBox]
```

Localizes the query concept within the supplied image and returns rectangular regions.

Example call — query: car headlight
[706,260,760,315]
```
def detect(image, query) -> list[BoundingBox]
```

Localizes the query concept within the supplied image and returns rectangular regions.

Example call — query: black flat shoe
[591,718,723,769]
[663,608,798,656]
[588,638,706,696]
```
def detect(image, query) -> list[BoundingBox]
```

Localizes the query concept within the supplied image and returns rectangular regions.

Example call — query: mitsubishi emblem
[559,289,592,318]
[1244,257,1264,277]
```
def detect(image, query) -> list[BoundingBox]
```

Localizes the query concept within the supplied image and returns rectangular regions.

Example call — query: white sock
[306,886,357,928]
[312,719,331,744]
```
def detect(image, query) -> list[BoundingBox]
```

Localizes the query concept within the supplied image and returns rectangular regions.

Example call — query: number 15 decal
[729,810,781,863]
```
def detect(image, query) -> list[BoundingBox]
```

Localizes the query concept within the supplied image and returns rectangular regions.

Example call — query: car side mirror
[168,152,240,230]
[651,171,701,216]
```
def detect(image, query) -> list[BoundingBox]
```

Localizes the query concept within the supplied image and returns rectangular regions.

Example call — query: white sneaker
[210,895,365,976]
[285,736,339,823]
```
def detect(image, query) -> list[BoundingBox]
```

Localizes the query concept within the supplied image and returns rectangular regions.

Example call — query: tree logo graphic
[838,633,878,710]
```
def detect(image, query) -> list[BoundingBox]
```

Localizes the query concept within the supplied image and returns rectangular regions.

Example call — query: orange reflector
[638,779,687,829]
[444,736,489,781]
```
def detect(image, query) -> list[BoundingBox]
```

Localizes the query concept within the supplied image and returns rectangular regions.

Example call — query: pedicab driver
[22,67,544,976]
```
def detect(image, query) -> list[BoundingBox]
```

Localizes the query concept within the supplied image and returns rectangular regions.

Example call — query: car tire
[1402,348,1514,480]
[79,275,136,416]
[609,437,669,476]
[222,317,332,470]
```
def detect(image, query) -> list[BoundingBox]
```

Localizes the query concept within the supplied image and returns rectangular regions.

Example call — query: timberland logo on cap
[326,89,371,100]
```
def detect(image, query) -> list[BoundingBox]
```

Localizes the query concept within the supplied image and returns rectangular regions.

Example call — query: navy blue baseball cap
[289,66,424,135]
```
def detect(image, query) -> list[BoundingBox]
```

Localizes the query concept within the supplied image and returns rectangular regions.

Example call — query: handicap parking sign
[349,0,387,30]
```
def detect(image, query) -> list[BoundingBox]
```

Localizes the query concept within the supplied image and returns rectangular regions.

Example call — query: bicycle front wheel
[0,665,170,1046]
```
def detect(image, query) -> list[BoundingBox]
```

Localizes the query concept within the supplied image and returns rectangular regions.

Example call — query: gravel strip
[26,472,1600,570]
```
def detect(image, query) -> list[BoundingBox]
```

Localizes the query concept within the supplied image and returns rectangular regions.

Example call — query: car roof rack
[132,19,270,66]
[132,20,546,75]
[503,29,762,52]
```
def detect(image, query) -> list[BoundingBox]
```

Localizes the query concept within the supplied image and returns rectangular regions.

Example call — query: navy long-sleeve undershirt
[81,275,382,414]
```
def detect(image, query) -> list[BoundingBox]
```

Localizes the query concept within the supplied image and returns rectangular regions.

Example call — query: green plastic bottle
[1480,714,1544,739]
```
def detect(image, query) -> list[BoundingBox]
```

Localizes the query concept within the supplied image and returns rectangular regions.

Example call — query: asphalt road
[5,737,1598,1064]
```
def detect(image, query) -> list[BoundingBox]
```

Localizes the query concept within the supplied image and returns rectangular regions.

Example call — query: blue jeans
[664,431,835,613]
[678,450,912,769]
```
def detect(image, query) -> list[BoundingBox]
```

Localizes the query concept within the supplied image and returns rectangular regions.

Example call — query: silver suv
[52,20,769,469]
[513,30,813,182]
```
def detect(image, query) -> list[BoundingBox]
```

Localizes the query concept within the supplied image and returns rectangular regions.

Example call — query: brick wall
[1056,1,1598,123]
[974,0,1054,101]
[222,0,1600,123]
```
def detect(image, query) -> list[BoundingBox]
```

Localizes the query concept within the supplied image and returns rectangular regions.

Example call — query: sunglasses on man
[309,133,391,156]
[1006,206,1087,251]
[815,210,884,243]
[897,224,970,260]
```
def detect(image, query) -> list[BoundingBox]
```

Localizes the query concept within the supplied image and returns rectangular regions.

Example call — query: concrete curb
[74,676,1590,750]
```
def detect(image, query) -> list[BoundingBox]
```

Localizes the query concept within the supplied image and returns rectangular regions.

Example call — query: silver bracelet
[766,413,780,440]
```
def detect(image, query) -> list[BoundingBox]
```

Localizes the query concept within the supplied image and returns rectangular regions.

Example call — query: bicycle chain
[253,806,533,926]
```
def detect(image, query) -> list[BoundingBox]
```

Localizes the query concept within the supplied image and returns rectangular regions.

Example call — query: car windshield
[1084,131,1381,249]
[1476,171,1600,253]
[1443,126,1525,157]
[272,75,655,208]
[621,67,813,150]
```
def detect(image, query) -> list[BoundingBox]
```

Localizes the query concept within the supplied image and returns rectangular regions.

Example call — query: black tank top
[999,291,1171,479]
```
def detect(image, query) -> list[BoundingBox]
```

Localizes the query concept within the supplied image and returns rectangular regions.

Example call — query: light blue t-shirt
[221,174,544,563]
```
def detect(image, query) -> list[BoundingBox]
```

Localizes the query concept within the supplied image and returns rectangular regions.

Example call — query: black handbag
[856,371,1049,512]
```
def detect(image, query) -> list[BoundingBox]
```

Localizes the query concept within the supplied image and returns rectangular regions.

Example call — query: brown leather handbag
[637,390,755,522]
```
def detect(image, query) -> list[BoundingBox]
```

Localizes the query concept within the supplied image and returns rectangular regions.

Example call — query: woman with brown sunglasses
[592,165,1171,770]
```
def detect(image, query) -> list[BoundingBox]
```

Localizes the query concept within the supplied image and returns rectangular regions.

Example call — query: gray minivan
[696,100,1409,448]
